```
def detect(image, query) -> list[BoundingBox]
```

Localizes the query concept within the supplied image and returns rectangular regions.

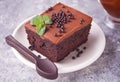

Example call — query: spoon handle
[5,35,37,64]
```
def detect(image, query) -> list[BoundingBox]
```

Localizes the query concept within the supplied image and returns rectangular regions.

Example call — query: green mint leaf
[43,14,52,24]
[30,14,52,35]
[36,25,46,35]
[30,15,44,26]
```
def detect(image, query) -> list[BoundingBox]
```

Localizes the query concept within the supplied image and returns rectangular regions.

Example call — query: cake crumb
[38,55,41,58]
[28,46,34,50]
[76,53,80,57]
[83,46,87,50]
[76,48,80,52]
[72,56,76,59]
[79,50,83,54]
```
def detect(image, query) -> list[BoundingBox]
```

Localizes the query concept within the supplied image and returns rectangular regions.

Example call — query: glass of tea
[98,0,120,29]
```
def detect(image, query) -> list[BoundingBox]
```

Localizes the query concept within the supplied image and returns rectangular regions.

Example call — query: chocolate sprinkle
[59,28,65,33]
[54,33,62,37]
[80,19,85,24]
[70,15,75,19]
[51,10,75,37]
[60,25,64,29]
[54,33,58,37]
[48,7,53,11]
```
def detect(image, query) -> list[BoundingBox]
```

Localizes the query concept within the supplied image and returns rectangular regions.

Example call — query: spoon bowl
[36,58,58,79]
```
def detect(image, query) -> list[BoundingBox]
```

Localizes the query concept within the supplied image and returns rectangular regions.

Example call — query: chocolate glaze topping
[25,2,92,44]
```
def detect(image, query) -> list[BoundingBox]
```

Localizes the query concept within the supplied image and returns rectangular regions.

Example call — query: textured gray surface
[0,0,120,82]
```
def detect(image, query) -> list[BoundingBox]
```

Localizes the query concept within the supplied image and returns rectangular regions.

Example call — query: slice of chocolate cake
[24,2,92,62]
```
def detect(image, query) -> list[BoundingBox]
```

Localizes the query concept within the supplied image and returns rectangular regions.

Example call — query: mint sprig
[30,14,52,35]
[30,15,44,26]
[36,26,46,35]
[43,14,53,24]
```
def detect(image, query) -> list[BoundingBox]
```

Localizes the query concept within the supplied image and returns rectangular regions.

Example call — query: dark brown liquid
[100,0,120,18]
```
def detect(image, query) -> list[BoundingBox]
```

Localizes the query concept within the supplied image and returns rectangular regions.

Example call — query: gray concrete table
[0,0,120,82]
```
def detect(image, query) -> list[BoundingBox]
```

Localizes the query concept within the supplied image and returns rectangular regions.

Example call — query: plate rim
[12,16,106,74]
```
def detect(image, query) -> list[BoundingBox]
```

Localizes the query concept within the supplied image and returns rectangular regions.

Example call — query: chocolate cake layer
[25,24,91,62]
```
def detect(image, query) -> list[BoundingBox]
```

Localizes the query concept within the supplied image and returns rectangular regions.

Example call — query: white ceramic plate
[12,16,106,74]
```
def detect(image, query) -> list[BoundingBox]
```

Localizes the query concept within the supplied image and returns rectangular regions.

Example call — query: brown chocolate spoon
[5,35,58,80]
